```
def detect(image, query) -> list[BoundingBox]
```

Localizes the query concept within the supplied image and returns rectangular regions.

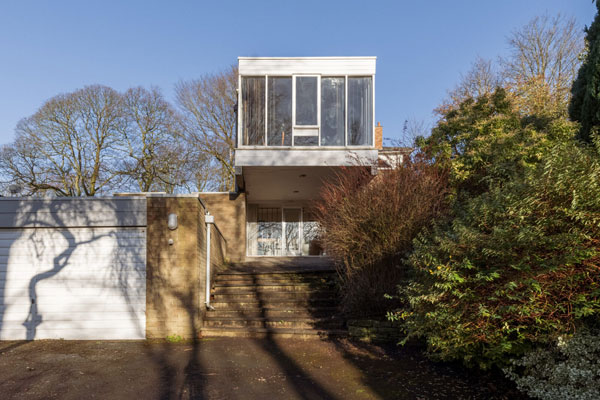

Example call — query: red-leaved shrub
[313,153,449,316]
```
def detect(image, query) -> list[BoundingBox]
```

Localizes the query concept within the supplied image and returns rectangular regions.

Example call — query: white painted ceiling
[242,166,341,202]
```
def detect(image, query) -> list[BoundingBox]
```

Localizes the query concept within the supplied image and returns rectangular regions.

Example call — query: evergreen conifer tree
[569,2,600,143]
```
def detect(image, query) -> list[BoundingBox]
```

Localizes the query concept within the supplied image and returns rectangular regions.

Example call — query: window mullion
[292,75,296,145]
[372,74,375,146]
[317,76,321,146]
[264,75,268,146]
[344,75,348,147]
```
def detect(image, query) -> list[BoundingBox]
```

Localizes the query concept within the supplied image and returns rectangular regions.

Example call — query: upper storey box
[236,57,377,166]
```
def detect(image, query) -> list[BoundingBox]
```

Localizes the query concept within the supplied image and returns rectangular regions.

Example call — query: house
[229,56,381,259]
[0,56,396,340]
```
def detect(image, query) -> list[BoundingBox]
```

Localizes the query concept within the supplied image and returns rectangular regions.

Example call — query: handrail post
[205,212,215,310]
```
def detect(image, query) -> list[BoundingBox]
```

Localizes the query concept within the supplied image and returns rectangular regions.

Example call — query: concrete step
[204,316,344,330]
[215,271,336,282]
[209,299,339,309]
[213,277,336,286]
[205,268,344,338]
[200,326,348,339]
[206,308,339,319]
[211,291,337,301]
[212,283,334,294]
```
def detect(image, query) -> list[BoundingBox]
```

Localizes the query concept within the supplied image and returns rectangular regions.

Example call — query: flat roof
[238,57,376,75]
[238,56,376,60]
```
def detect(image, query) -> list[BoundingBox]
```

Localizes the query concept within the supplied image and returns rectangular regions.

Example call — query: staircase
[201,267,346,338]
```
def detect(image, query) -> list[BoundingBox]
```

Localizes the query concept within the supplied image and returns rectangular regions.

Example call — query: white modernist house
[234,57,381,257]
[0,56,408,341]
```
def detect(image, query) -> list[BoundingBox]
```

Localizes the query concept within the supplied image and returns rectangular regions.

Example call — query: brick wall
[375,122,383,150]
[199,192,246,262]
[146,196,206,339]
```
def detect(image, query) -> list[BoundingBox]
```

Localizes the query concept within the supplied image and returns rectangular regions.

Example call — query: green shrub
[314,153,449,316]
[418,88,576,198]
[393,141,600,368]
[504,328,600,400]
[166,334,183,343]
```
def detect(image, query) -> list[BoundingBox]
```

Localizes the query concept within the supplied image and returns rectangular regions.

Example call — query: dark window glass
[321,77,345,146]
[241,77,265,145]
[267,77,292,146]
[295,77,318,126]
[302,209,323,256]
[294,136,318,146]
[347,77,373,146]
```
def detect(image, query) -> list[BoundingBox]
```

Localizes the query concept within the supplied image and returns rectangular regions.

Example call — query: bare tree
[149,142,222,194]
[398,118,431,147]
[175,66,238,191]
[441,57,501,112]
[0,85,124,196]
[120,86,183,192]
[501,13,584,115]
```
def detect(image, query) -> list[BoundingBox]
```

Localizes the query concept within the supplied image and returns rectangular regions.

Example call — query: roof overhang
[235,148,378,167]
[238,56,376,76]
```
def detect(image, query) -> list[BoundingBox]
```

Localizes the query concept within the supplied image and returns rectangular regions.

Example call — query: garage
[0,198,146,340]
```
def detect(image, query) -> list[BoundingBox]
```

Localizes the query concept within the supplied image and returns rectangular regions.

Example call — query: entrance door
[247,205,324,257]
[283,208,301,256]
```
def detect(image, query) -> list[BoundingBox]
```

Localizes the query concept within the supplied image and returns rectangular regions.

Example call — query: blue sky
[0,1,596,145]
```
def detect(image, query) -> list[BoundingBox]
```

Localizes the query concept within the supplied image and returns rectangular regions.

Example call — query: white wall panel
[0,197,146,228]
[0,226,146,340]
[235,148,378,167]
[239,57,376,75]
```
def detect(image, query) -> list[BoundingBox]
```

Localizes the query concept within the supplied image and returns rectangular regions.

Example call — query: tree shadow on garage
[0,197,145,341]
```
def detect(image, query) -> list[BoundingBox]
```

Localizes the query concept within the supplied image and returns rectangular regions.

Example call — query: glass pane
[256,207,281,256]
[302,209,323,256]
[246,204,259,256]
[241,77,265,145]
[283,208,301,256]
[294,136,318,146]
[347,77,373,146]
[321,77,345,146]
[268,77,292,146]
[295,77,318,126]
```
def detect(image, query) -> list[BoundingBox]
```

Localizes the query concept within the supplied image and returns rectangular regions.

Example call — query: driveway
[0,338,526,399]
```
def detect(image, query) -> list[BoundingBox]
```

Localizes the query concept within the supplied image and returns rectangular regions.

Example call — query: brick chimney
[375,122,383,149]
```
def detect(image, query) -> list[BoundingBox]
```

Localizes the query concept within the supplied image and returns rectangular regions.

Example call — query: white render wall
[0,198,146,340]
[235,148,379,167]
[238,57,376,75]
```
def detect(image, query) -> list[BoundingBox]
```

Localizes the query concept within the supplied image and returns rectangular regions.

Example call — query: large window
[241,77,265,146]
[241,75,372,147]
[295,77,318,126]
[348,77,373,146]
[246,205,324,256]
[321,77,345,146]
[267,77,292,146]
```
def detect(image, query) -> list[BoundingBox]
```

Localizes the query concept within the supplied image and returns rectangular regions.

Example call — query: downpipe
[205,212,215,310]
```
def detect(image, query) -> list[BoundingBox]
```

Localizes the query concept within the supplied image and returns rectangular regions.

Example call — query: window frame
[266,75,293,147]
[293,74,320,128]
[238,73,374,149]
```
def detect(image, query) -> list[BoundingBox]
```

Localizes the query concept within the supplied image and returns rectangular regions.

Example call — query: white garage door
[0,198,147,340]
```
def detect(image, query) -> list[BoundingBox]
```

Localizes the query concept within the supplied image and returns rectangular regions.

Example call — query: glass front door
[283,208,301,256]
[247,204,324,257]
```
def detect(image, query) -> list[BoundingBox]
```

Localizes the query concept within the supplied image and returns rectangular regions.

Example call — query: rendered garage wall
[0,197,147,340]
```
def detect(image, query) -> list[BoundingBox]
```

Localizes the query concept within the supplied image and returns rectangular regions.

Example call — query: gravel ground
[0,338,528,400]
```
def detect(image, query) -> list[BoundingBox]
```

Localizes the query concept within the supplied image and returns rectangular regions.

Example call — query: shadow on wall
[142,196,208,399]
[0,197,146,341]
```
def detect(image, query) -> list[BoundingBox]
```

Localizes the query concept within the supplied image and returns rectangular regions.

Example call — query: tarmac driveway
[0,338,526,399]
